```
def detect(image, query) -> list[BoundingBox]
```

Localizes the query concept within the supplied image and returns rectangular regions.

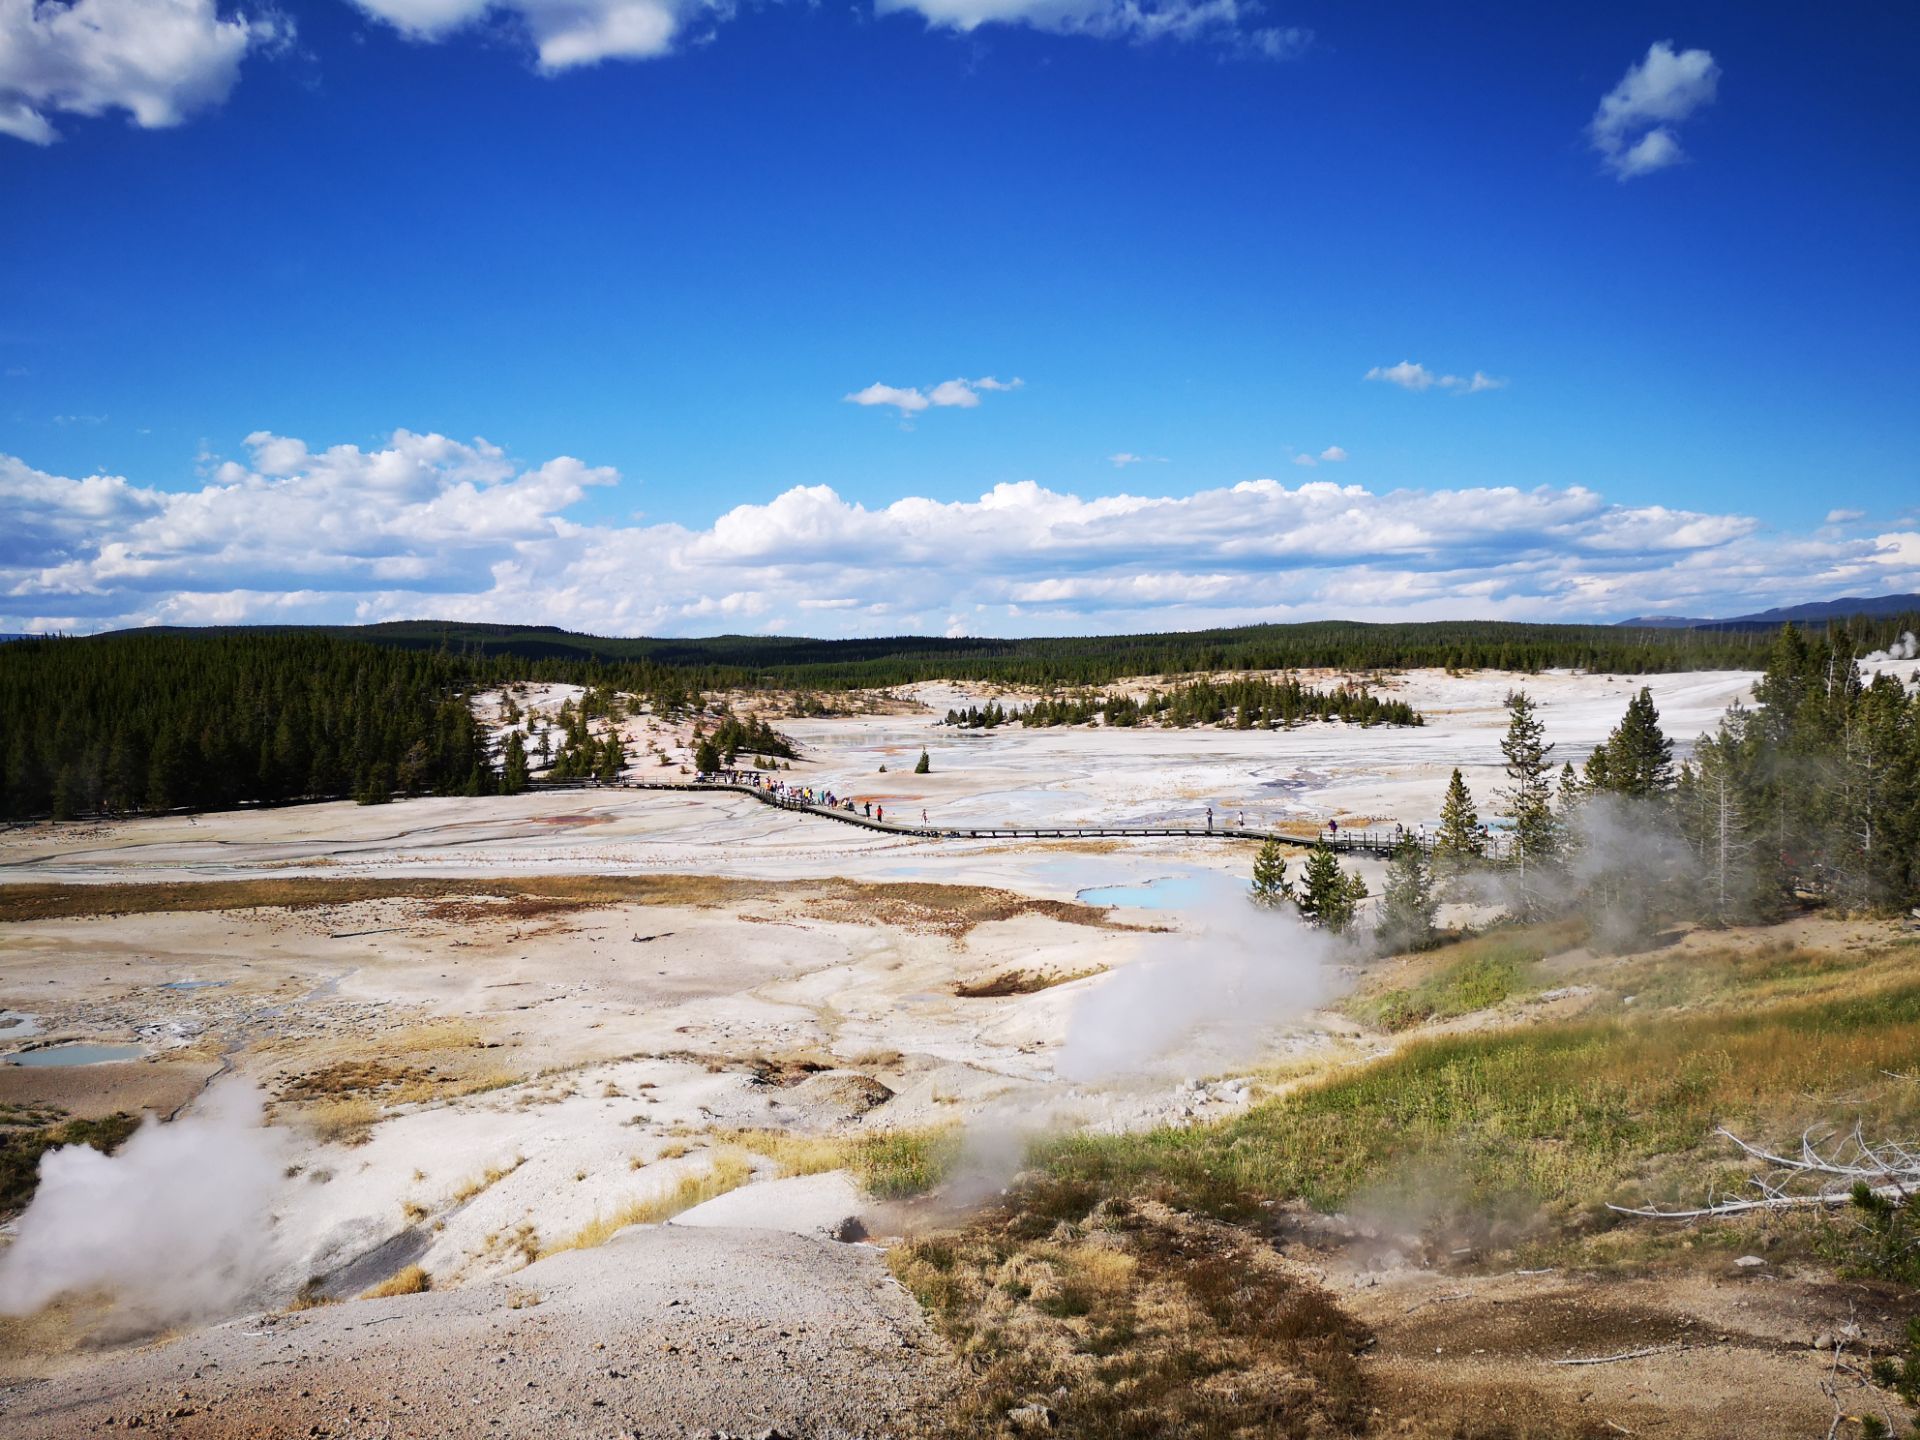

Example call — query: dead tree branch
[1608,1125,1920,1220]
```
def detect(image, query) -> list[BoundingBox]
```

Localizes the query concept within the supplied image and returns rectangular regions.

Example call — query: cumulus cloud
[1364,361,1505,394]
[874,0,1310,57]
[1589,40,1719,181]
[844,375,1021,417]
[349,0,715,70]
[7,428,1919,639]
[0,0,285,144]
[1292,445,1347,468]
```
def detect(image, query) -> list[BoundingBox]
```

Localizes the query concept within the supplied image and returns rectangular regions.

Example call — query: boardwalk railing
[539,775,1512,860]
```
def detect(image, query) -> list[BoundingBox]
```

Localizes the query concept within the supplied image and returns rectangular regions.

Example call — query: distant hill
[72,611,1920,689]
[1618,593,1920,633]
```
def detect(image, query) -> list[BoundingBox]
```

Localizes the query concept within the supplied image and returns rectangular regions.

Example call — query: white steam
[1057,873,1335,1084]
[1863,632,1918,665]
[0,1081,289,1328]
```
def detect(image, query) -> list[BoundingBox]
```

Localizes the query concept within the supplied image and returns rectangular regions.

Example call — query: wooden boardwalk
[545,777,1503,859]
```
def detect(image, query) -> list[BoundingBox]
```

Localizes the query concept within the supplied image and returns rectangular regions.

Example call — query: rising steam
[0,1081,289,1329]
[1057,873,1337,1084]
[1864,631,1918,665]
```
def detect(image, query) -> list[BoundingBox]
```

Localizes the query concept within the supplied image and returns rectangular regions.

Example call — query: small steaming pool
[5,1043,147,1067]
[1077,874,1214,910]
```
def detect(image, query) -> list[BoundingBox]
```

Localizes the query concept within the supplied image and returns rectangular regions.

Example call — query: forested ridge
[3,612,1916,823]
[128,610,1920,688]
[0,632,496,819]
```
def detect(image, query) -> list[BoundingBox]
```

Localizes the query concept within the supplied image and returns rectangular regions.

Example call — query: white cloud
[1589,40,1719,181]
[1365,362,1505,394]
[844,382,931,414]
[349,0,710,69]
[7,429,1918,638]
[0,0,284,144]
[1108,452,1166,467]
[1826,508,1865,525]
[845,375,1021,417]
[1290,444,1347,468]
[873,0,1311,58]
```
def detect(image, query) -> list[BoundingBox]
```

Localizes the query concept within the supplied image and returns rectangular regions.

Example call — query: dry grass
[450,1155,524,1204]
[359,1264,431,1300]
[722,1125,964,1199]
[304,1098,380,1146]
[0,874,1121,936]
[894,1189,1369,1439]
[953,965,1105,998]
[387,1068,523,1105]
[540,1152,755,1257]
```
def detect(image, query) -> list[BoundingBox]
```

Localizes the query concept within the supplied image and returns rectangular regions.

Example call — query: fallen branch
[1552,1344,1695,1367]
[1608,1125,1920,1220]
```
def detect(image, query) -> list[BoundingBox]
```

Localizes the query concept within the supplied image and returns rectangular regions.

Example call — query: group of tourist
[703,768,889,824]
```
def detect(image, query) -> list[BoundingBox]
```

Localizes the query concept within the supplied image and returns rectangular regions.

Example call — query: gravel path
[0,1226,953,1439]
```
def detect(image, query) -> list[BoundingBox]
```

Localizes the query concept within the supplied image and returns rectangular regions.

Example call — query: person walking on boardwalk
[1206,806,1214,831]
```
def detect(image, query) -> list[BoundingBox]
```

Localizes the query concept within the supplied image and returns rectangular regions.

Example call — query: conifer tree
[1377,837,1436,951]
[1586,687,1673,799]
[1497,690,1556,911]
[914,749,931,774]
[1298,843,1366,932]
[1250,839,1295,907]
[694,736,721,773]
[1433,768,1484,883]
[502,732,530,794]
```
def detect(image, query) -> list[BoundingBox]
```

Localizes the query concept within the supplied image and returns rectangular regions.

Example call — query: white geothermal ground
[0,666,1774,1436]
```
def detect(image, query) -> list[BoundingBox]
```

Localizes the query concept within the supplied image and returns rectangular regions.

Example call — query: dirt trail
[1331,1252,1905,1436]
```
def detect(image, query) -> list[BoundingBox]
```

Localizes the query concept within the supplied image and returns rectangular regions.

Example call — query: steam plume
[1057,873,1336,1083]
[0,1081,289,1329]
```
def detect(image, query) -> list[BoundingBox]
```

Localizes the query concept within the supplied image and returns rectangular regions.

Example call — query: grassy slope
[1042,929,1920,1223]
[895,922,1920,1438]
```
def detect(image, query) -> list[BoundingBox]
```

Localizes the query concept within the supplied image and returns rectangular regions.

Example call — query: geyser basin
[5,1043,148,1067]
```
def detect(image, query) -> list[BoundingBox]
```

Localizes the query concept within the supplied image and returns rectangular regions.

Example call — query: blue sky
[2,0,1916,635]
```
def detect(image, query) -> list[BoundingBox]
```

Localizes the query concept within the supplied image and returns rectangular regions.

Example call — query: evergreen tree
[1250,839,1295,907]
[1433,768,1484,883]
[597,732,628,783]
[1298,843,1366,933]
[914,749,931,774]
[1552,761,1586,862]
[1377,838,1437,951]
[694,736,721,773]
[1497,690,1557,911]
[1586,686,1674,799]
[502,732,530,794]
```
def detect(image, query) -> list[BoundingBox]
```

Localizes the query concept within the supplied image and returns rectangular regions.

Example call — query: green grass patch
[1351,922,1579,1031]
[1039,961,1920,1227]
[721,1125,965,1199]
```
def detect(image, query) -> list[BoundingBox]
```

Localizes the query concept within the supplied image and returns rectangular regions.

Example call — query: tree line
[128,613,1920,692]
[946,675,1422,730]
[0,631,496,818]
[1261,623,1920,944]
